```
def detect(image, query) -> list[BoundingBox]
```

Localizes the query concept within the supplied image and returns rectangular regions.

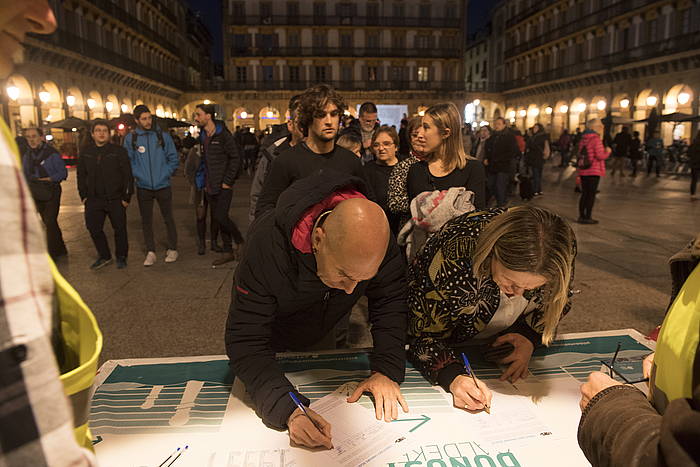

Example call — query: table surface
[89,329,656,467]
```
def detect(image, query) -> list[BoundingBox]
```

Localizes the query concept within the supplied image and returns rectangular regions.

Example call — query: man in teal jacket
[124,105,179,266]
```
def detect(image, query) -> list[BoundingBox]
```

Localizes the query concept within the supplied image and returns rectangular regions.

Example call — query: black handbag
[29,180,54,202]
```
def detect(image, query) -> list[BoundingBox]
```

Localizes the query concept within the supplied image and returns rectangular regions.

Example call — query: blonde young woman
[406,103,486,209]
[407,206,577,412]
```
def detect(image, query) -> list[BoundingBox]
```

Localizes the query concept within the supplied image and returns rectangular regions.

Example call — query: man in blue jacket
[124,105,179,266]
[23,127,68,259]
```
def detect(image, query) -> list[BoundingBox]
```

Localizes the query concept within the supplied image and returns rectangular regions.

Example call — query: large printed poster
[90,329,655,467]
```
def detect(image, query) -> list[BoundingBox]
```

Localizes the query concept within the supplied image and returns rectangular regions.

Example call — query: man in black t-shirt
[255,84,366,218]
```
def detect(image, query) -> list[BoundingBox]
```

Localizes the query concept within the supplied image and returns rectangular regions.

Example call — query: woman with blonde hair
[406,103,486,209]
[407,206,577,412]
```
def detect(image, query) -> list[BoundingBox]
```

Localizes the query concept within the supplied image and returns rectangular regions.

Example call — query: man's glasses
[600,342,649,384]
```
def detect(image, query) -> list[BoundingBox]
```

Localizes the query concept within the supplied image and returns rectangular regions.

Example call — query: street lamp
[266,109,274,118]
[507,110,516,119]
[105,101,114,115]
[66,94,76,107]
[203,99,211,105]
[39,87,50,104]
[529,107,540,116]
[473,99,481,106]
[87,98,96,110]
[240,111,248,119]
[646,96,657,107]
[545,107,553,115]
[518,109,527,117]
[677,92,690,105]
[620,98,630,109]
[596,100,606,111]
[576,103,587,113]
[121,103,128,114]
[6,80,19,101]
[559,104,569,113]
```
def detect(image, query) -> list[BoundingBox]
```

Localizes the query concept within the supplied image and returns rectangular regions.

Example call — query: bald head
[312,198,390,294]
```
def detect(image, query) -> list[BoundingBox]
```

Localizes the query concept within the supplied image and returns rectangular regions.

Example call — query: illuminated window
[417,66,429,82]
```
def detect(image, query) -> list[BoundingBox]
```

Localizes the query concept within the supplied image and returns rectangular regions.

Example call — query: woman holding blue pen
[406,206,577,412]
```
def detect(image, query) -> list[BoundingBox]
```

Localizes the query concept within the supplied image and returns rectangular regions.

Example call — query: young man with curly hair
[255,84,367,218]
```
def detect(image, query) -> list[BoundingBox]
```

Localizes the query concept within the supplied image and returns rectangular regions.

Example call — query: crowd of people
[1,3,699,467]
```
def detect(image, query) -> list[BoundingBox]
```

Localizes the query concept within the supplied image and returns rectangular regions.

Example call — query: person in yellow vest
[577,235,700,466]
[0,2,101,465]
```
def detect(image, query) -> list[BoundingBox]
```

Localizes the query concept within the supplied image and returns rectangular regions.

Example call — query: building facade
[178,0,469,130]
[480,0,700,142]
[1,0,212,141]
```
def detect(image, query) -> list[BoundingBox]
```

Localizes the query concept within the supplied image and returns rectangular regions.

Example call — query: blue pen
[288,391,325,432]
[461,353,491,414]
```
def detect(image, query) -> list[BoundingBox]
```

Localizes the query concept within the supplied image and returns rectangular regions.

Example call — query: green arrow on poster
[92,436,103,445]
[392,414,430,432]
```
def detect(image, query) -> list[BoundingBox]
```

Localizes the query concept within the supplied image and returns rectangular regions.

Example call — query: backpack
[129,127,164,151]
[514,134,526,154]
[577,143,592,170]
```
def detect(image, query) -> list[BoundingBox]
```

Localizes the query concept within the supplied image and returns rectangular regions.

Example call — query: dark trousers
[85,198,128,260]
[193,189,219,245]
[579,175,600,220]
[136,187,177,252]
[647,156,661,176]
[487,171,510,207]
[206,188,244,252]
[35,184,67,258]
[531,165,544,193]
[691,168,699,196]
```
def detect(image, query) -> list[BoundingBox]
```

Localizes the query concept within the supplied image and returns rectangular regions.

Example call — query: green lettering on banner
[425,444,443,460]
[474,455,497,467]
[427,461,447,467]
[443,444,463,458]
[496,452,521,467]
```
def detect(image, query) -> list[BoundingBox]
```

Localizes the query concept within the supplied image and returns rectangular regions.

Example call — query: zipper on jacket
[147,132,155,189]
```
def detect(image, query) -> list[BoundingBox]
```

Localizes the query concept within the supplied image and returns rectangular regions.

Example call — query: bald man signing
[226,170,409,449]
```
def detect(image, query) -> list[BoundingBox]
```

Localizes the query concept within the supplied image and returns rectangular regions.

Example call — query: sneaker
[212,252,236,268]
[90,257,113,270]
[143,251,156,267]
[116,257,127,269]
[165,249,179,263]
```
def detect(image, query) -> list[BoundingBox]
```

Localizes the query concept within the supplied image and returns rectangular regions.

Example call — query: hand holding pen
[447,353,492,414]
[288,392,333,449]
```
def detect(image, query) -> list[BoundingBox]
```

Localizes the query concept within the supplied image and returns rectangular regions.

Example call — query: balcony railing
[91,0,180,56]
[505,0,561,29]
[202,80,465,93]
[504,32,700,91]
[226,15,461,28]
[229,46,462,59]
[504,0,652,58]
[32,29,187,90]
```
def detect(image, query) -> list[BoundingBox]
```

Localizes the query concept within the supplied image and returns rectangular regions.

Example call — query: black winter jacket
[77,143,133,202]
[200,121,241,194]
[484,130,519,173]
[225,170,408,430]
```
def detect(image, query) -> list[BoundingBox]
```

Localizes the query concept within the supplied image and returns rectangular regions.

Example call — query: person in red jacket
[576,118,611,224]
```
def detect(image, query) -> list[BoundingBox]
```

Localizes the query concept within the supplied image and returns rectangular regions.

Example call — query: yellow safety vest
[1,118,103,449]
[653,263,700,413]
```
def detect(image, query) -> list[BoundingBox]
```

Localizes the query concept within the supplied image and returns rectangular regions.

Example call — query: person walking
[646,131,664,177]
[124,104,180,266]
[689,130,700,201]
[558,129,572,167]
[77,119,133,269]
[610,126,632,178]
[629,130,643,177]
[192,103,245,266]
[22,127,68,259]
[484,118,519,207]
[472,125,490,162]
[577,118,611,224]
[525,123,550,196]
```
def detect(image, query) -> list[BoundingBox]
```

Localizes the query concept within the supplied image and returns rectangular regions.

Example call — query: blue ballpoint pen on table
[288,391,326,433]
[461,353,491,414]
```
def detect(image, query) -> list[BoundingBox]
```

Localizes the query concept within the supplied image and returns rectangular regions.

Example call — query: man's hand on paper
[346,372,409,422]
[579,371,622,411]
[642,353,655,380]
[494,333,534,382]
[449,374,493,412]
[287,407,333,450]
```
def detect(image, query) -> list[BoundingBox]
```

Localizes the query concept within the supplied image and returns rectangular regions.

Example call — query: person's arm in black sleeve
[255,152,292,219]
[364,236,407,384]
[225,244,305,430]
[578,383,700,466]
[76,153,87,201]
[466,161,486,210]
[222,131,242,186]
[118,147,134,203]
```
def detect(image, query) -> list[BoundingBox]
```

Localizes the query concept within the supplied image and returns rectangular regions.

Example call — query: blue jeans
[487,172,510,207]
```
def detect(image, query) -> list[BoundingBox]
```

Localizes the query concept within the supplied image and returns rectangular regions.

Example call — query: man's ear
[312,226,325,251]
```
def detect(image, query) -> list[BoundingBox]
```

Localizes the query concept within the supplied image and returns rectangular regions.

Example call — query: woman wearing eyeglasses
[363,126,401,235]
[406,103,486,210]
[407,206,577,412]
